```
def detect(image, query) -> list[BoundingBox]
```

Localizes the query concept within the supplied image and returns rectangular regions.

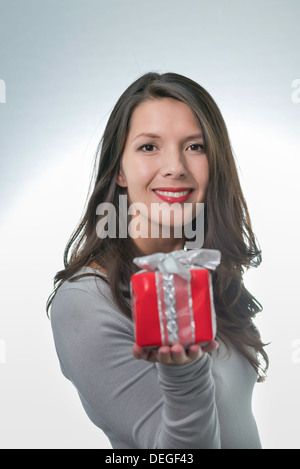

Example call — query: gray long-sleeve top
[50,267,262,449]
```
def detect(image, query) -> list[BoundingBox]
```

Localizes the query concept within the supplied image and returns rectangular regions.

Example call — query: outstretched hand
[132,340,218,366]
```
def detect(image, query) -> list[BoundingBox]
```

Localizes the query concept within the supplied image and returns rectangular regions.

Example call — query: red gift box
[131,268,216,348]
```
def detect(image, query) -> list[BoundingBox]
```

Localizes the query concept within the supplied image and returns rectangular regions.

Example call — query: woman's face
[117,98,209,243]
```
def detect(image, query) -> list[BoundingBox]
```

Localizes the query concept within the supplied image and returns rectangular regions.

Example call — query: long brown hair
[46,72,268,381]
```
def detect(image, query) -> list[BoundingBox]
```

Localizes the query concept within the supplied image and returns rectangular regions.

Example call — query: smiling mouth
[152,188,194,202]
[154,189,191,197]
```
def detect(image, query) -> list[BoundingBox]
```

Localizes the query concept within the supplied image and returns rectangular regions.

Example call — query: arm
[156,358,220,448]
[50,286,221,449]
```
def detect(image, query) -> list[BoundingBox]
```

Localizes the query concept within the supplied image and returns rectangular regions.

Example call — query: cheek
[192,157,210,187]
[126,160,157,188]
[121,170,152,205]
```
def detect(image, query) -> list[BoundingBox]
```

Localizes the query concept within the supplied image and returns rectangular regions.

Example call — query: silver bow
[133,248,221,278]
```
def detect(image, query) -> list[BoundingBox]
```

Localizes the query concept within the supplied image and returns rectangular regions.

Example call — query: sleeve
[50,286,221,449]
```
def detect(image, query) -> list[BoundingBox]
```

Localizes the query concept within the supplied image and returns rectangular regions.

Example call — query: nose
[160,149,188,178]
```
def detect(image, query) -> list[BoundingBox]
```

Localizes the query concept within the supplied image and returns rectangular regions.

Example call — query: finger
[201,340,219,354]
[170,343,189,365]
[187,343,203,361]
[132,344,148,360]
[157,346,172,364]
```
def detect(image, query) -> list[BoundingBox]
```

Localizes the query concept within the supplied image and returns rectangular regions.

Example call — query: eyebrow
[131,132,204,143]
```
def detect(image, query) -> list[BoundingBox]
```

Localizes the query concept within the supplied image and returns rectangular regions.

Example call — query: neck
[127,213,186,255]
[132,235,185,255]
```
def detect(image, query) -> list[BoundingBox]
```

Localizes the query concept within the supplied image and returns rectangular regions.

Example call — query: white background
[0,0,299,449]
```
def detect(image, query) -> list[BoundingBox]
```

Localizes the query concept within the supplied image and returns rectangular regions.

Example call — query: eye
[187,144,205,152]
[138,144,157,152]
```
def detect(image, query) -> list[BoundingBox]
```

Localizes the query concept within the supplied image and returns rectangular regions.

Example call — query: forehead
[129,98,201,135]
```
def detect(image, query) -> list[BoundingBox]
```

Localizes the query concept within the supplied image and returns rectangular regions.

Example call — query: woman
[47,72,268,449]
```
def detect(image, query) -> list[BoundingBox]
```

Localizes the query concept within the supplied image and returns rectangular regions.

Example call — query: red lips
[152,188,194,203]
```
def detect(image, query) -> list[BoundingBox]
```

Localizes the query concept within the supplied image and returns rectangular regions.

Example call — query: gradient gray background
[0,0,299,448]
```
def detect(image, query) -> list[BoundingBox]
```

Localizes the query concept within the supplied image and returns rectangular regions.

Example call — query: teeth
[154,190,190,197]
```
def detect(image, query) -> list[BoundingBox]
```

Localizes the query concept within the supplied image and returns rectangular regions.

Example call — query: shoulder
[56,265,109,295]
[50,266,134,336]
[49,267,137,388]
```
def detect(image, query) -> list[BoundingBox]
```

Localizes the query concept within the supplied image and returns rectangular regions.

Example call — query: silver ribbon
[160,273,179,343]
[133,248,221,277]
[133,249,221,345]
